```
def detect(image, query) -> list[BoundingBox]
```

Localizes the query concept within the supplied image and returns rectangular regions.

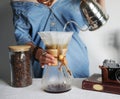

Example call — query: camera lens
[115,69,120,83]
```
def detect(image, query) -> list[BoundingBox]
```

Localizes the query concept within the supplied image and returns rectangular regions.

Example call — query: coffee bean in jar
[8,45,32,87]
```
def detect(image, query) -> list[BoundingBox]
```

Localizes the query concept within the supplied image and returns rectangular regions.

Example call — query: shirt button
[51,22,56,26]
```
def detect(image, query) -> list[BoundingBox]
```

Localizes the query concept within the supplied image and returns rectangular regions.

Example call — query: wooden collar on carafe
[37,0,55,6]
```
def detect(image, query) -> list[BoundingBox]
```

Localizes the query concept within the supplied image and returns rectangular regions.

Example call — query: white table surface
[0,78,120,99]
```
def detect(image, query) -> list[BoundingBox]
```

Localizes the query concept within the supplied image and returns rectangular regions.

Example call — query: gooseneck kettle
[80,0,109,31]
[63,0,109,31]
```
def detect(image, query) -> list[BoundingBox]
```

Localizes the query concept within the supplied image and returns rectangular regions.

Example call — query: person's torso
[11,0,89,78]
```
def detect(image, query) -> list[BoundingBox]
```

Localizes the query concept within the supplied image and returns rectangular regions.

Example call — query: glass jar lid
[8,45,31,52]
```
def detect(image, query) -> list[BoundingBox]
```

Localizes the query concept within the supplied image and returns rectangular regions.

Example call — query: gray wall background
[0,0,120,83]
[0,0,16,83]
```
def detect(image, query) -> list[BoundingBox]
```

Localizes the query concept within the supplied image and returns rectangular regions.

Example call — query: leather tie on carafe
[46,49,72,76]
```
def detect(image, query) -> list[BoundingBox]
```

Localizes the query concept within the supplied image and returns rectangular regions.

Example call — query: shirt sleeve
[12,7,32,45]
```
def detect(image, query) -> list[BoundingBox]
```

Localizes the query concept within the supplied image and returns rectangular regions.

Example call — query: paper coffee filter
[38,31,73,49]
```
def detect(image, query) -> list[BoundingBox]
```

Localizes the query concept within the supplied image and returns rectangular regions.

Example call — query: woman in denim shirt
[10,0,106,78]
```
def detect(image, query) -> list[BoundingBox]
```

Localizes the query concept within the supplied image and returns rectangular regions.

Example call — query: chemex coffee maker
[99,59,120,84]
[39,31,73,93]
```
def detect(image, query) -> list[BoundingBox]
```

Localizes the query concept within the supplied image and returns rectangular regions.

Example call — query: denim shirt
[11,0,89,78]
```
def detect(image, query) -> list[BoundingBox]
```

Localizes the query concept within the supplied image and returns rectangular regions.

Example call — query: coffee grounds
[44,83,71,93]
[10,51,32,87]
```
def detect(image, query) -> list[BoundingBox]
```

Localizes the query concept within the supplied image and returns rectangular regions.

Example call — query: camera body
[99,59,120,84]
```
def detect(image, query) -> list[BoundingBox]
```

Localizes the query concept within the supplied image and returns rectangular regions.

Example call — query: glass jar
[8,45,32,87]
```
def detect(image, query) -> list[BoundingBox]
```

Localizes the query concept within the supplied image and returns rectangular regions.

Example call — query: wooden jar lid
[8,45,31,52]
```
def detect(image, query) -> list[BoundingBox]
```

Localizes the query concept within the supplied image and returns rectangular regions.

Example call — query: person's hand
[37,0,55,7]
[96,0,105,9]
[34,47,56,68]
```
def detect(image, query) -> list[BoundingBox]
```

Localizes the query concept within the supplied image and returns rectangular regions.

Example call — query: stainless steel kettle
[80,0,109,31]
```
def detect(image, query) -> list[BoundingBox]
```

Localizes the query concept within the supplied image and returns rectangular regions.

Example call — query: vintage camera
[99,59,120,84]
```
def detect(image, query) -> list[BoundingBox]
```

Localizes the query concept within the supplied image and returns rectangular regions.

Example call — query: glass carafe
[39,31,73,93]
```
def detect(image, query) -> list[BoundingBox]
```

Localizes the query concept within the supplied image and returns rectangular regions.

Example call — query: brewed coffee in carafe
[39,31,73,93]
